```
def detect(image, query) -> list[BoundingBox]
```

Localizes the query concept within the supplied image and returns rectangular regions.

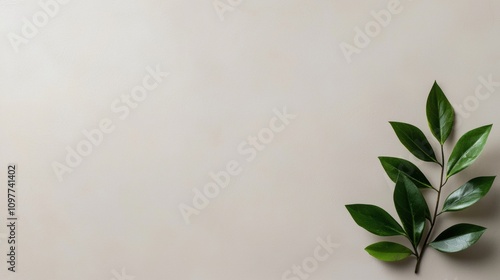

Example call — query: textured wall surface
[1,1,500,279]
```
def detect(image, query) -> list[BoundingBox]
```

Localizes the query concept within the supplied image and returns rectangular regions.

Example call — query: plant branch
[415,144,446,274]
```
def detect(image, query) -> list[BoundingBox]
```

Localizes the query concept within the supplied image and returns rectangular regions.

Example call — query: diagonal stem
[415,144,446,274]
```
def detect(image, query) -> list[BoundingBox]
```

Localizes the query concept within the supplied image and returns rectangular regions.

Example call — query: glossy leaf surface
[426,81,455,144]
[379,156,433,189]
[394,175,428,246]
[430,223,486,253]
[390,122,438,163]
[442,176,495,212]
[365,242,413,262]
[346,204,406,237]
[447,125,492,177]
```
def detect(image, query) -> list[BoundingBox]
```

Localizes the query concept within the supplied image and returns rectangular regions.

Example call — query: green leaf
[346,204,406,237]
[389,122,438,163]
[426,81,455,144]
[365,242,413,262]
[429,223,486,253]
[447,125,493,177]
[393,175,428,246]
[442,176,495,212]
[378,157,433,189]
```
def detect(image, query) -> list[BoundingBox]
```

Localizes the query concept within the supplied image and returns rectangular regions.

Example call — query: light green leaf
[365,242,413,262]
[389,122,438,163]
[346,204,406,237]
[426,81,455,144]
[442,176,495,212]
[430,223,486,253]
[393,175,428,246]
[378,156,433,189]
[447,125,493,177]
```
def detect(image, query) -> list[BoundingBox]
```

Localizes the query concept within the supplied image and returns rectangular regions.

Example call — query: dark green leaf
[378,156,433,189]
[447,125,493,177]
[393,175,427,246]
[389,122,438,163]
[426,81,455,144]
[442,176,495,212]
[429,223,486,253]
[365,242,413,262]
[346,204,406,236]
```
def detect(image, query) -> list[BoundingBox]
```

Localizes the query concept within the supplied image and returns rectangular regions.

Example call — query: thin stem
[415,144,446,274]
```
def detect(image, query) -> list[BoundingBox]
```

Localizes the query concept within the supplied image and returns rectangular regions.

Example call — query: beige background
[1,0,500,279]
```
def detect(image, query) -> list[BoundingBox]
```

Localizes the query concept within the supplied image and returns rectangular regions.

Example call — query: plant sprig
[346,81,495,274]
